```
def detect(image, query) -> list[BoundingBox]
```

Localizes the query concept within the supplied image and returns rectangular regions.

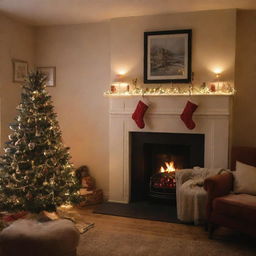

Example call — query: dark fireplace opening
[130,132,204,202]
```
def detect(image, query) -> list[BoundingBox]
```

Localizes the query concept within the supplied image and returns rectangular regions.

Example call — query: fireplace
[108,96,230,203]
[130,132,204,202]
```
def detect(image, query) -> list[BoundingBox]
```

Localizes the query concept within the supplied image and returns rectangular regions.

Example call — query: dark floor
[93,201,181,223]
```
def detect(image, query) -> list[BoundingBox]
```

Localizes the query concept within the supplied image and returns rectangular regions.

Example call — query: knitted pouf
[0,219,80,256]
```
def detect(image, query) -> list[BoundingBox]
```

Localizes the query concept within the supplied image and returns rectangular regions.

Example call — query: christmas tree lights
[0,71,80,213]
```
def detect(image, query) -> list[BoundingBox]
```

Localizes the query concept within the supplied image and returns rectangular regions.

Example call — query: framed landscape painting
[144,29,192,83]
[13,59,28,83]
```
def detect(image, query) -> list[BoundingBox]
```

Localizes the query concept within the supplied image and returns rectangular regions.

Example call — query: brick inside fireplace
[130,132,204,202]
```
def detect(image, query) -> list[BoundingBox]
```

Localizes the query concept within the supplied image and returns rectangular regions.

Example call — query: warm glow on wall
[207,62,225,76]
[117,69,127,75]
[112,62,133,77]
[213,67,223,75]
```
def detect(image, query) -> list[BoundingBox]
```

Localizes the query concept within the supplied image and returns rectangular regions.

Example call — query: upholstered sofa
[204,159,256,238]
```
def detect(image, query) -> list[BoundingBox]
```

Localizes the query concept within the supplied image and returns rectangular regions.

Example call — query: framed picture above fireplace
[144,29,192,84]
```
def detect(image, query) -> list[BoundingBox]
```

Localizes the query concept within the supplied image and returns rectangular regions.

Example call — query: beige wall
[35,9,237,197]
[35,23,110,195]
[110,9,236,85]
[0,12,35,151]
[233,10,256,147]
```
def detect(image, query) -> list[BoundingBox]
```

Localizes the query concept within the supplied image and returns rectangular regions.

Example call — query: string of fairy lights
[104,83,235,96]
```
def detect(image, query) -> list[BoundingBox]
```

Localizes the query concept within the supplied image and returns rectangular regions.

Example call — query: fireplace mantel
[108,95,232,203]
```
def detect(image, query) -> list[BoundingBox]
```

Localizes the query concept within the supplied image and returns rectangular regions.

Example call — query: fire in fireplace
[150,161,176,200]
[131,132,204,202]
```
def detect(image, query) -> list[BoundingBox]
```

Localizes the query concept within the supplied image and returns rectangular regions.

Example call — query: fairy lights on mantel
[106,69,235,97]
[104,85,235,97]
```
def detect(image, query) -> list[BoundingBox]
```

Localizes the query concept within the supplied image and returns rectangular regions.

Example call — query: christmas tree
[0,71,80,213]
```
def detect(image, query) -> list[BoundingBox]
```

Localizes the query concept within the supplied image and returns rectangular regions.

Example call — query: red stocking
[132,100,148,129]
[180,101,198,130]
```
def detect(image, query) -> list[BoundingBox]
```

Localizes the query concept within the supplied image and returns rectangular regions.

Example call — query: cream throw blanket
[176,167,227,225]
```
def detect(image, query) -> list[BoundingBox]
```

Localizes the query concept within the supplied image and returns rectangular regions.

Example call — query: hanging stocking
[132,100,148,129]
[180,101,198,130]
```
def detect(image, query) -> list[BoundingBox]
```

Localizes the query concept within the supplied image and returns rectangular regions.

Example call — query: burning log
[149,161,177,200]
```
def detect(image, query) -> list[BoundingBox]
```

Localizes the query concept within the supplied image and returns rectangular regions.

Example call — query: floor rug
[93,201,180,223]
[78,226,256,256]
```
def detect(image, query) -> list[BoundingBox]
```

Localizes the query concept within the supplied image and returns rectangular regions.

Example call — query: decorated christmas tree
[0,71,80,213]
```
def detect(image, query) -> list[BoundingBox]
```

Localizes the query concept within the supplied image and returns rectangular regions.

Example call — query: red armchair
[204,172,256,238]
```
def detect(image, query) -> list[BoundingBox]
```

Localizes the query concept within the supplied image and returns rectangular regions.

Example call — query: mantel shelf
[104,92,235,97]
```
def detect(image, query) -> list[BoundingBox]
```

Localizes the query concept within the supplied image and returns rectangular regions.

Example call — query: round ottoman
[0,219,80,256]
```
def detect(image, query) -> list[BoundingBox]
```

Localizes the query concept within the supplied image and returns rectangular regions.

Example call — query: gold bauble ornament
[28,142,35,150]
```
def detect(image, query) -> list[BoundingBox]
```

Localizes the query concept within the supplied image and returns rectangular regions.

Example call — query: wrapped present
[78,189,103,207]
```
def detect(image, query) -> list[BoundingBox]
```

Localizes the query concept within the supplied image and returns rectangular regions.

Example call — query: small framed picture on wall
[13,59,28,83]
[144,29,192,84]
[37,66,56,87]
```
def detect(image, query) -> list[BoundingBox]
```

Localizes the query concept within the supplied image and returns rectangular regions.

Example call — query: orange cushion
[213,194,256,224]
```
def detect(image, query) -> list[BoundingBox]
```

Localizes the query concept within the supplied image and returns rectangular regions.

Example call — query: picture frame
[144,29,192,84]
[37,66,56,87]
[13,59,28,83]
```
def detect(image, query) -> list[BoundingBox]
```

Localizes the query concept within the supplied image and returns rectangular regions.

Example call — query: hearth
[131,132,204,202]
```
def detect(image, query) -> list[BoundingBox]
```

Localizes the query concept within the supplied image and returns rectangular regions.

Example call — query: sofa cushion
[233,161,256,195]
[213,194,256,224]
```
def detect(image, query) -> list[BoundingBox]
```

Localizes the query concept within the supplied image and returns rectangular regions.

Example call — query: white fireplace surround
[108,95,232,203]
